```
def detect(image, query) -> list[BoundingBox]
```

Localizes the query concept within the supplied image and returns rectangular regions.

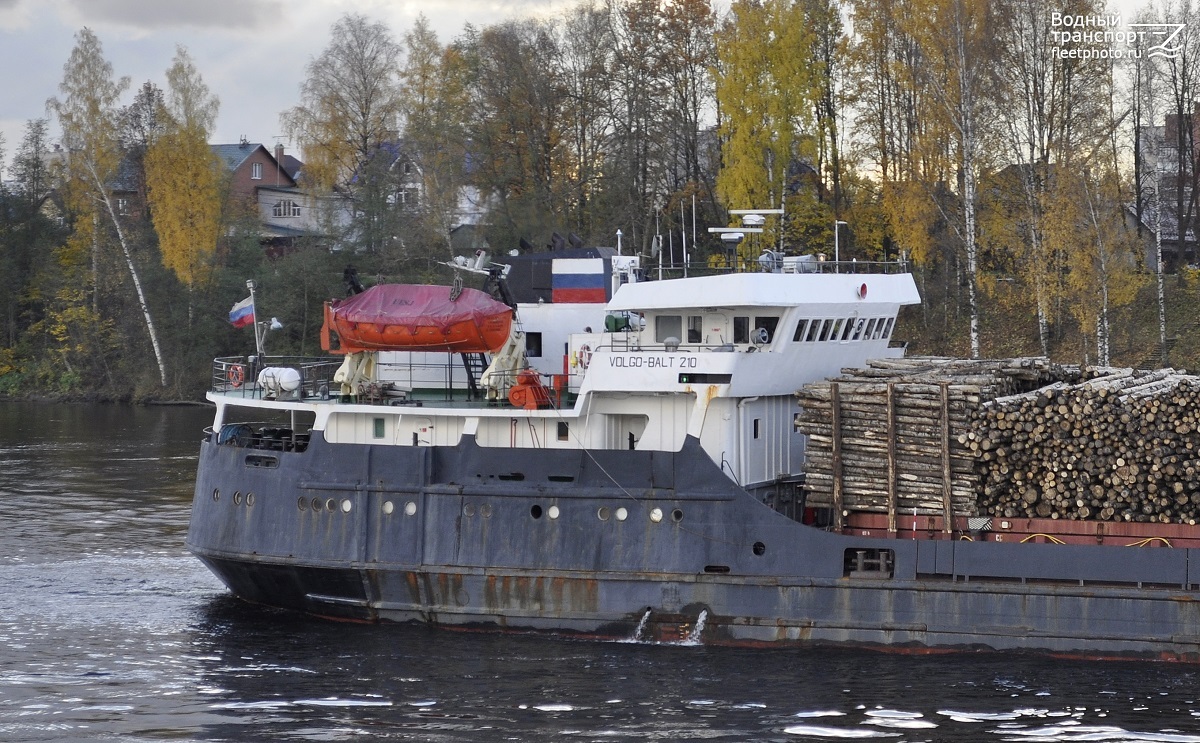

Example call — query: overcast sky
[0,0,571,175]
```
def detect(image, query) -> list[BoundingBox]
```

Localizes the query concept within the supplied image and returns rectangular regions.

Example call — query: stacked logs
[973,368,1200,524]
[798,358,1200,526]
[797,357,1075,528]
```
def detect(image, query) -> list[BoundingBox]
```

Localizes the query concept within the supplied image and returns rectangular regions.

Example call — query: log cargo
[796,357,1200,528]
[321,284,514,354]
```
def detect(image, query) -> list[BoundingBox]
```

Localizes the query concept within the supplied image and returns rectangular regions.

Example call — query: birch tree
[283,13,404,253]
[144,46,223,298]
[401,16,471,262]
[714,0,814,252]
[901,0,996,358]
[48,28,167,387]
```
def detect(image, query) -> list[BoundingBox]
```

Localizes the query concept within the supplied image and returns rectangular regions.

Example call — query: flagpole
[247,279,263,358]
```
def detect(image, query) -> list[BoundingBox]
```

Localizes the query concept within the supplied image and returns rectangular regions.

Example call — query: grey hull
[187,433,1200,660]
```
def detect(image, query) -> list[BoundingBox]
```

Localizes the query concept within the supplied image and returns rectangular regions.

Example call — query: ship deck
[209,356,577,410]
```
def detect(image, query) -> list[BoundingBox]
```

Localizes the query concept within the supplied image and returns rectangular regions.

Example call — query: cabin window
[806,320,823,342]
[841,318,856,341]
[825,319,842,342]
[864,318,878,339]
[687,316,703,343]
[656,315,683,343]
[251,162,262,180]
[850,318,866,341]
[754,317,779,343]
[372,417,385,439]
[793,319,809,342]
[526,332,542,358]
[557,421,569,441]
[734,316,750,344]
[753,418,760,439]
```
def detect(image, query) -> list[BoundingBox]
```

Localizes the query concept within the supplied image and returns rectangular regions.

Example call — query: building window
[273,200,301,218]
[251,162,262,180]
[116,197,129,215]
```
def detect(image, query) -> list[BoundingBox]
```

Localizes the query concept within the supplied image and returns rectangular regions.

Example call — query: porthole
[649,507,663,523]
[464,503,476,517]
[246,493,255,507]
[597,507,611,521]
[325,498,337,512]
[383,501,394,515]
[531,504,543,519]
[671,509,683,523]
[480,504,492,518]
[753,541,766,556]
[405,501,417,516]
[233,491,243,506]
[340,499,352,513]
[311,497,322,512]
[616,507,628,521]
[548,505,560,519]
[212,489,220,502]
[298,497,308,511]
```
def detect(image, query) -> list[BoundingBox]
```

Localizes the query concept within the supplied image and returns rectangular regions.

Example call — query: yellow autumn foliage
[145,125,223,287]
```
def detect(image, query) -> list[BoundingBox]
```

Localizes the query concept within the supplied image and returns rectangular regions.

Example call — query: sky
[0,0,571,176]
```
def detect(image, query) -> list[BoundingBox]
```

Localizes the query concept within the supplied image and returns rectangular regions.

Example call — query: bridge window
[754,317,779,343]
[793,319,809,342]
[806,320,824,342]
[825,319,842,342]
[734,316,749,344]
[656,315,683,343]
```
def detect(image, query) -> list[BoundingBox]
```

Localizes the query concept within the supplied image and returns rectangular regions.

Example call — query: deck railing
[211,356,342,399]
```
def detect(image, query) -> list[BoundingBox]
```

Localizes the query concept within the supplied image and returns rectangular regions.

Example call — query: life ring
[578,344,592,370]
[227,364,245,388]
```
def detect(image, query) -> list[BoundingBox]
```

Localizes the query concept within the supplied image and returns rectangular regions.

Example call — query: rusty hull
[189,432,1200,661]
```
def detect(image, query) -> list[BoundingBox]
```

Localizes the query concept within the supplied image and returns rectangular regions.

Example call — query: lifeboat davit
[321,284,513,354]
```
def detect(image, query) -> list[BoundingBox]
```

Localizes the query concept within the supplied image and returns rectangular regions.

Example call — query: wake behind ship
[187,243,1200,661]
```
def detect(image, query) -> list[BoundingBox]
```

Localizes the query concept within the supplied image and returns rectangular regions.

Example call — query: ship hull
[187,434,1200,660]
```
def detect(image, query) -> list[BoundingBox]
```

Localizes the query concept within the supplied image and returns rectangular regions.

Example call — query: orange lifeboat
[321,284,513,354]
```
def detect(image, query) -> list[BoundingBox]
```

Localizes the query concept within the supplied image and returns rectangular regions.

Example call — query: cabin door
[703,313,728,346]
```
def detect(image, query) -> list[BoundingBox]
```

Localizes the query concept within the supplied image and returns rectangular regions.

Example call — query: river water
[2,401,1200,742]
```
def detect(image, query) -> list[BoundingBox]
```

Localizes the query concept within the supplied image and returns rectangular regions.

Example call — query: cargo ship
[187,243,1200,661]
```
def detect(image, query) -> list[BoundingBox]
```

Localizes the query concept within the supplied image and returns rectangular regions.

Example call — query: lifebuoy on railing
[578,344,592,370]
[227,364,245,388]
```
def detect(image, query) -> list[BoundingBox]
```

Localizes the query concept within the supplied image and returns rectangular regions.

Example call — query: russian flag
[228,296,255,328]
[551,258,606,303]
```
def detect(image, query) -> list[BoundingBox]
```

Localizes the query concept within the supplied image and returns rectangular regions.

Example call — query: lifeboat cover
[323,284,513,353]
